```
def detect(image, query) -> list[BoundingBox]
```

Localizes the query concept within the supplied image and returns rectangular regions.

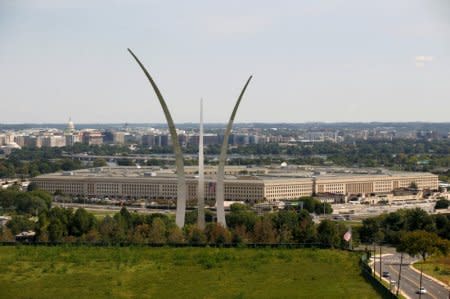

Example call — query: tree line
[0,190,344,247]
[1,139,450,179]
[359,207,450,247]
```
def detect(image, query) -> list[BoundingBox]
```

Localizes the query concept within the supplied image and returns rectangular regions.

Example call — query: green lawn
[0,246,381,299]
[416,256,450,286]
[85,209,118,219]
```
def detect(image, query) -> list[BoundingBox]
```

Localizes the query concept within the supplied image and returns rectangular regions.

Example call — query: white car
[417,287,427,294]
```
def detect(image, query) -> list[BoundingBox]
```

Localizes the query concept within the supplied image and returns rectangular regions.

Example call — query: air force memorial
[128,48,252,228]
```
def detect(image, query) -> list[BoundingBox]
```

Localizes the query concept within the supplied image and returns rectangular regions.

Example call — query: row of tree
[0,189,52,215]
[0,202,345,247]
[2,138,450,179]
[359,207,450,244]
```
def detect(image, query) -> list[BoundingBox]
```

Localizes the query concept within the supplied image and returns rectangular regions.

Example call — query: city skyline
[1,0,450,123]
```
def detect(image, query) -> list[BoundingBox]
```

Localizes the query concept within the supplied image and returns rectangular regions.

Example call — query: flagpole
[349,226,352,250]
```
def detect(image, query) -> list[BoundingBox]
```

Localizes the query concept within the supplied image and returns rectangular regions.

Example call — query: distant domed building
[65,118,75,134]
[64,117,80,146]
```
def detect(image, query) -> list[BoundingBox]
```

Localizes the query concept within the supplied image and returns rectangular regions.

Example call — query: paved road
[372,252,449,299]
[53,202,175,215]
[332,201,436,219]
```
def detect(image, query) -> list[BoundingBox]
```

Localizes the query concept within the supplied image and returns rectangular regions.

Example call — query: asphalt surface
[53,202,175,214]
[371,251,449,299]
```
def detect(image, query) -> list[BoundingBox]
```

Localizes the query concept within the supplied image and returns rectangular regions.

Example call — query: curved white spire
[216,76,253,227]
[198,98,205,229]
[128,48,187,228]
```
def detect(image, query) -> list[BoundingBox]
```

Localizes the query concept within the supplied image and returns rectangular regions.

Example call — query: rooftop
[34,166,436,182]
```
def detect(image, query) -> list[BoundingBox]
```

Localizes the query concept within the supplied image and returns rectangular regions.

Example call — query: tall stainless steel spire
[216,76,253,227]
[197,98,205,229]
[127,48,187,228]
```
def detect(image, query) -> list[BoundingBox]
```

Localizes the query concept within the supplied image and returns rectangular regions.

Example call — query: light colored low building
[32,166,438,203]
[314,173,438,195]
[32,167,311,202]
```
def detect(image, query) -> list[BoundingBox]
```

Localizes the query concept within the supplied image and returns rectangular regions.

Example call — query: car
[417,287,427,294]
[382,271,390,278]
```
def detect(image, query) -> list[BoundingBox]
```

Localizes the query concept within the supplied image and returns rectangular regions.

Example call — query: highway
[371,251,449,299]
[53,202,175,215]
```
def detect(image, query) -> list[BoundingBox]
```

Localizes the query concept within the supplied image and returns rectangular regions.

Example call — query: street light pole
[379,245,382,281]
[396,252,403,297]
[419,262,424,299]
[373,242,376,278]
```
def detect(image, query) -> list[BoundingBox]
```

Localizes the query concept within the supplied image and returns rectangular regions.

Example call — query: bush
[186,226,206,245]
[204,223,232,244]
[6,215,35,235]
[435,198,450,210]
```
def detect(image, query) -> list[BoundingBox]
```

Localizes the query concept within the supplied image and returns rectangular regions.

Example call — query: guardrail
[360,253,399,299]
[0,241,334,248]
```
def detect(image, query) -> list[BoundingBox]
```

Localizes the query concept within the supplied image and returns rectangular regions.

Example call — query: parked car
[382,271,390,278]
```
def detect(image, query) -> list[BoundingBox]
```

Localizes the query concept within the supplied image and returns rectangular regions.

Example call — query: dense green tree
[317,220,340,248]
[435,198,450,210]
[15,193,48,215]
[166,226,185,244]
[0,226,14,241]
[226,203,257,231]
[204,223,232,244]
[132,224,151,243]
[148,218,167,243]
[404,208,435,232]
[48,218,66,242]
[93,158,107,168]
[399,231,448,261]
[253,215,277,243]
[186,225,207,245]
[0,190,17,211]
[26,182,39,191]
[70,208,97,237]
[29,190,52,209]
[231,225,250,244]
[294,210,317,243]
[6,215,34,235]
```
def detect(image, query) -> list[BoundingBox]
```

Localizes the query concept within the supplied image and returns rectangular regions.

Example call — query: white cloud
[415,56,433,67]
[415,56,433,62]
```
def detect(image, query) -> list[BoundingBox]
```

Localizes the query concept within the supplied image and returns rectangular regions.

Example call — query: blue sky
[1,0,449,123]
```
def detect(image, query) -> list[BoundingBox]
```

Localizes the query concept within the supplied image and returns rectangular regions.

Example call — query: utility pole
[419,262,424,299]
[379,245,382,281]
[396,252,403,297]
[373,242,376,277]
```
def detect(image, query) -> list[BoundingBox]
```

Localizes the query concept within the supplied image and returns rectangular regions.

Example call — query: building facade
[314,173,438,195]
[32,167,439,203]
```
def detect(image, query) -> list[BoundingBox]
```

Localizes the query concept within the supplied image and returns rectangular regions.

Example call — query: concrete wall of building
[33,171,439,203]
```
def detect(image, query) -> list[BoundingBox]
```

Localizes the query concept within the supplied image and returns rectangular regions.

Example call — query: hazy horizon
[1,0,450,123]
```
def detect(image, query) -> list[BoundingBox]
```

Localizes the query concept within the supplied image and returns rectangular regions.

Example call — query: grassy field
[418,256,450,285]
[85,209,118,219]
[0,246,381,299]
